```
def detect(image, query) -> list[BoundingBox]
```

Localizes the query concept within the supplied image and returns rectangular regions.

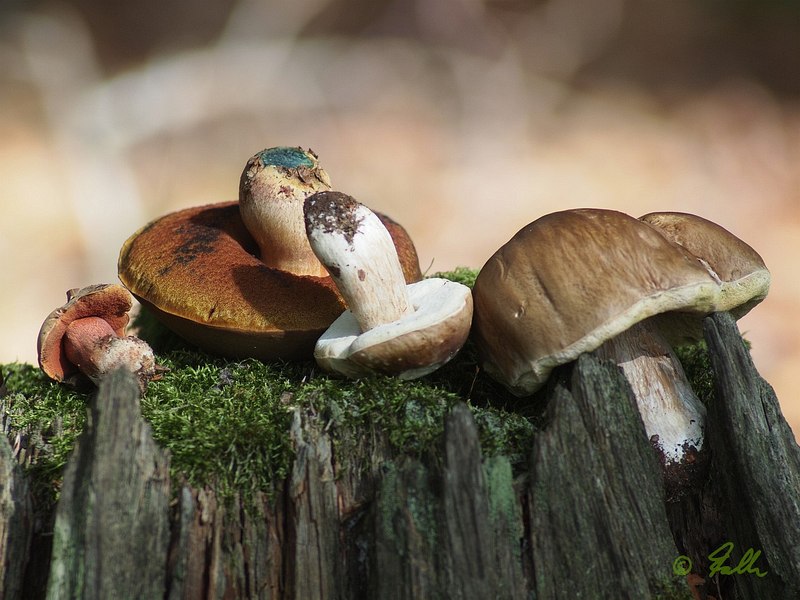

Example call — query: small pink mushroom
[38,284,160,393]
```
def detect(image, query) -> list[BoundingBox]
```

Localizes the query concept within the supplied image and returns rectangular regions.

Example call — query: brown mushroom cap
[38,284,131,382]
[641,211,770,342]
[472,208,720,395]
[118,201,422,360]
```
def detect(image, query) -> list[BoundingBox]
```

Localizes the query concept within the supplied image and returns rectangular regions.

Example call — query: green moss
[1,363,87,506]
[431,266,478,288]
[140,351,299,500]
[1,268,536,507]
[675,341,715,405]
[2,351,534,506]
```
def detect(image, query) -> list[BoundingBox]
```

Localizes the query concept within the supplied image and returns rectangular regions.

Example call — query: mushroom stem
[595,320,707,500]
[239,147,332,277]
[304,191,414,332]
[64,316,157,392]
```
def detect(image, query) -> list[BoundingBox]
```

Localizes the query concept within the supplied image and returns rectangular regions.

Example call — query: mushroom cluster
[471,208,769,497]
[34,141,774,508]
[117,147,422,361]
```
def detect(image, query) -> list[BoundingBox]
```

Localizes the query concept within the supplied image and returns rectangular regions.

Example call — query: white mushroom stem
[63,316,157,391]
[595,320,706,469]
[304,192,414,332]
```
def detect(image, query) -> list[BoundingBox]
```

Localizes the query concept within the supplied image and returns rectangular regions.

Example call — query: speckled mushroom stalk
[305,192,414,331]
[239,147,332,277]
[304,191,473,380]
[38,284,159,393]
[594,321,707,494]
[64,317,156,389]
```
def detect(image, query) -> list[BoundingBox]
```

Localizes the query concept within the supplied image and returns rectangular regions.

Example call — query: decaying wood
[45,368,171,600]
[528,354,683,599]
[284,409,340,600]
[4,311,800,599]
[165,485,282,599]
[443,404,524,599]
[1,413,33,600]
[700,311,800,598]
[371,404,526,599]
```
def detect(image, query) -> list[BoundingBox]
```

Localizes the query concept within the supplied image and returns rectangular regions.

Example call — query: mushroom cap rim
[314,278,473,379]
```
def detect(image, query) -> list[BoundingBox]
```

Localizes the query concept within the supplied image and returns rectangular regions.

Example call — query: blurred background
[1,0,798,435]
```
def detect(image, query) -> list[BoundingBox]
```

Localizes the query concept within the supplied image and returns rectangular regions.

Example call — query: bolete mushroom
[305,191,473,379]
[38,284,158,392]
[472,209,726,498]
[118,147,422,360]
[640,211,771,344]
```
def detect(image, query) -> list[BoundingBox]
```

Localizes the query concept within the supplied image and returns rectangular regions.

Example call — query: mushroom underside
[314,278,473,379]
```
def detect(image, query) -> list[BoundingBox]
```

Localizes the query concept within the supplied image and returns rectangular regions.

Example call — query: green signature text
[672,541,768,578]
[708,541,768,578]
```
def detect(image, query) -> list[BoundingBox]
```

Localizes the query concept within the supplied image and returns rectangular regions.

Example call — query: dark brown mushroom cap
[38,284,131,381]
[472,208,720,395]
[641,211,771,343]
[118,201,422,360]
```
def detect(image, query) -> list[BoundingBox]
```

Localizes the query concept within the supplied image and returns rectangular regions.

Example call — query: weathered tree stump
[1,405,33,600]
[700,312,800,598]
[2,311,799,599]
[527,353,682,598]
[45,368,171,599]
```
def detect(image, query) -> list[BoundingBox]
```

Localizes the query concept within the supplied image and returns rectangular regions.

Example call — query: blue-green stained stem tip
[258,147,314,169]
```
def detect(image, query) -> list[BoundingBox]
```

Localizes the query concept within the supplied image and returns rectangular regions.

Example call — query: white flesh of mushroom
[596,320,706,466]
[314,278,471,379]
[305,193,472,379]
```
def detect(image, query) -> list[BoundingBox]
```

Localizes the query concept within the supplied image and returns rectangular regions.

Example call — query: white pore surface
[314,278,471,379]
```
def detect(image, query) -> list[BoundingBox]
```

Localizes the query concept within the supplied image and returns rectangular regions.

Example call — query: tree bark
[1,407,33,600]
[699,311,800,598]
[45,368,172,600]
[527,353,684,599]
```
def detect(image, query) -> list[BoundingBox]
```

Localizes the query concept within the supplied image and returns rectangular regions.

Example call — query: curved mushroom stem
[239,147,332,277]
[595,320,707,501]
[304,191,414,332]
[64,316,158,393]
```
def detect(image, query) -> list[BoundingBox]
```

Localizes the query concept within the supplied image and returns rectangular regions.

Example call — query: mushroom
[239,146,332,277]
[118,147,422,360]
[304,191,473,379]
[38,284,158,392]
[640,211,771,344]
[472,209,726,498]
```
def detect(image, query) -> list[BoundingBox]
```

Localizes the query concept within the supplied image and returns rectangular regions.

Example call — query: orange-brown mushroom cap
[117,201,422,360]
[38,284,131,382]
